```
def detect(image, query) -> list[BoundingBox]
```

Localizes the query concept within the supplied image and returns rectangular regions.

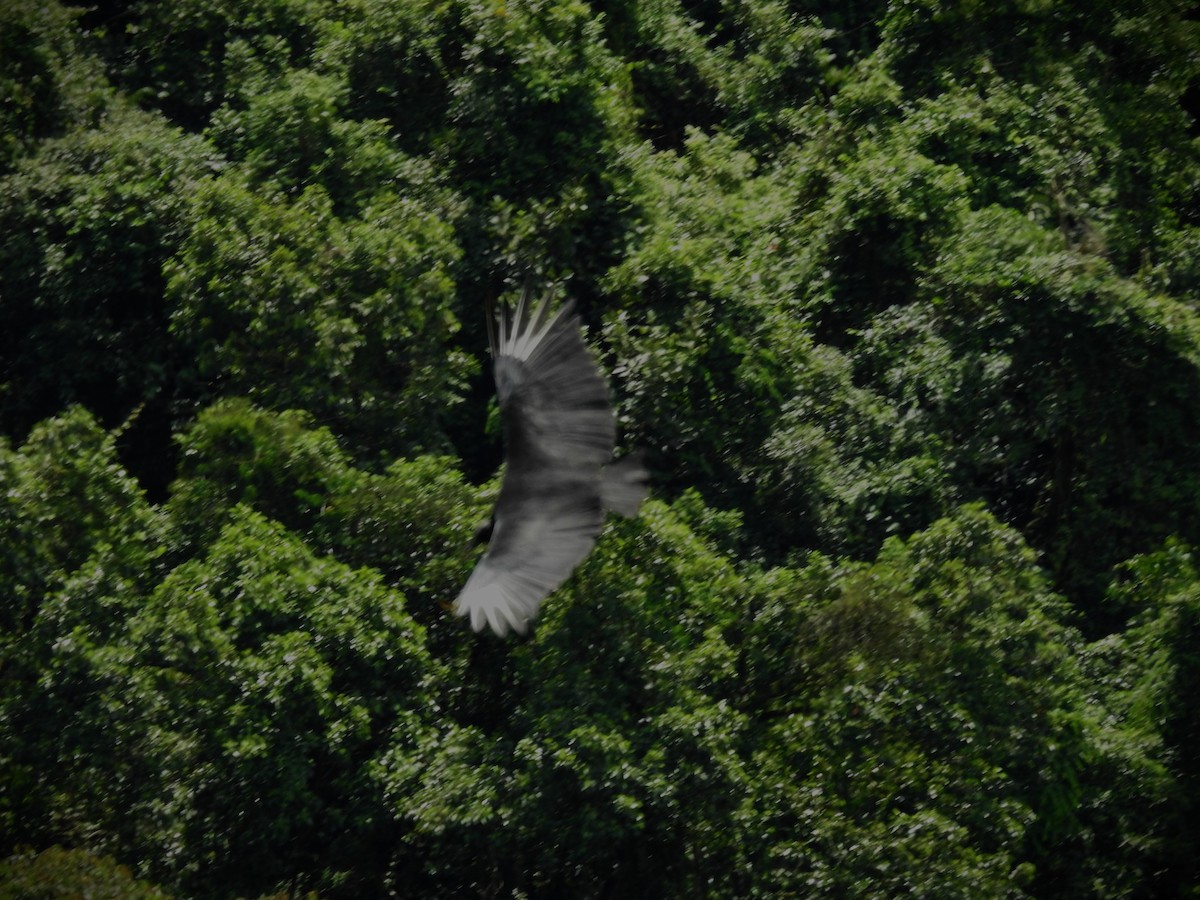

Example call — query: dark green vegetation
[2,0,1200,896]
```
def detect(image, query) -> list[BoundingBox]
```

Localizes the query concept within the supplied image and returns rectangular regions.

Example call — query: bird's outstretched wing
[490,291,615,466]
[454,289,646,636]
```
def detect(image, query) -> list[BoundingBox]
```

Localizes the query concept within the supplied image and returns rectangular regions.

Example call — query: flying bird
[454,288,648,636]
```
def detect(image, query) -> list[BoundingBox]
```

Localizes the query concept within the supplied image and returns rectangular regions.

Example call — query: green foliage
[377,496,755,897]
[0,107,218,445]
[4,0,1200,896]
[603,130,807,525]
[104,0,330,128]
[740,506,1083,895]
[4,502,440,897]
[169,400,480,613]
[326,0,457,153]
[121,508,434,895]
[207,64,434,214]
[0,408,164,864]
[167,399,355,546]
[1064,539,1200,896]
[166,170,468,456]
[0,846,170,899]
[438,0,635,203]
[0,407,162,638]
[0,0,111,172]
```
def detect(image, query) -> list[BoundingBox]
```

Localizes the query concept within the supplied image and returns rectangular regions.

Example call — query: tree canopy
[3,0,1200,896]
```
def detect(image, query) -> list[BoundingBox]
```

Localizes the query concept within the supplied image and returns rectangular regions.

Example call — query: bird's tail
[600,453,649,517]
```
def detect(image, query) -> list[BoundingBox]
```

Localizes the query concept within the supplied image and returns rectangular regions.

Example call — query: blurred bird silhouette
[454,288,648,636]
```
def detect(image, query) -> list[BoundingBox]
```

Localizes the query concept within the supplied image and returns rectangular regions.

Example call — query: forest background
[2,0,1200,896]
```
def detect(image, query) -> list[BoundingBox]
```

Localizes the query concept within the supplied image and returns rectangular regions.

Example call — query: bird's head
[472,517,495,546]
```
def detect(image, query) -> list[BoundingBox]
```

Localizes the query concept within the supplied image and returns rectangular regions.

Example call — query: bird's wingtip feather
[455,579,533,637]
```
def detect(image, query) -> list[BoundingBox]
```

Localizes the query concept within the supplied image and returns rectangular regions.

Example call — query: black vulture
[454,289,648,636]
